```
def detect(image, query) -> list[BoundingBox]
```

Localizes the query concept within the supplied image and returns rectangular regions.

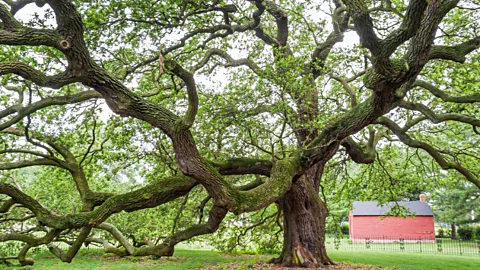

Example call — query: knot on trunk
[59,40,71,50]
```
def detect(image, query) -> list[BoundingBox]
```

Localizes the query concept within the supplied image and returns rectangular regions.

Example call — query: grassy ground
[2,249,480,269]
[328,250,480,270]
[4,249,271,270]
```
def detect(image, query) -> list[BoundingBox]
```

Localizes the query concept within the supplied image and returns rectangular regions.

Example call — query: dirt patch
[198,261,399,269]
[221,253,258,259]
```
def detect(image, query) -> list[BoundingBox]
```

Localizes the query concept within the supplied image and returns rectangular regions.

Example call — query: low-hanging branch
[0,228,61,266]
[91,205,227,258]
[48,226,92,263]
[0,174,197,229]
[211,158,273,177]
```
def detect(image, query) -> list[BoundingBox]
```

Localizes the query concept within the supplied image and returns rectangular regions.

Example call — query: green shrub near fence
[458,225,480,240]
[458,226,473,240]
[437,228,446,238]
[475,226,480,240]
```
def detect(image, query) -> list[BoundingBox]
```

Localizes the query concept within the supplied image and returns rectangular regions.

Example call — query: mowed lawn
[328,249,480,270]
[5,249,272,270]
[4,249,480,269]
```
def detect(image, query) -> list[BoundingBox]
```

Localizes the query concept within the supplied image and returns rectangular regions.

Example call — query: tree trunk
[451,223,456,240]
[271,165,333,267]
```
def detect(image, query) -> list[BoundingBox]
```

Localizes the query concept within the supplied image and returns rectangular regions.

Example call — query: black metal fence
[325,235,480,256]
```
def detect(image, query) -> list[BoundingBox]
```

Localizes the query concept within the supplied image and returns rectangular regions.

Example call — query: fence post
[366,237,370,249]
[437,238,442,252]
[460,239,462,255]
[419,237,422,253]
[399,238,404,251]
[383,235,386,251]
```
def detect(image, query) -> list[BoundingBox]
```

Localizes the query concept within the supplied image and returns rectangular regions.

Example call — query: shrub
[474,226,480,240]
[436,228,445,238]
[340,224,349,235]
[436,228,452,238]
[457,226,473,240]
[444,228,452,238]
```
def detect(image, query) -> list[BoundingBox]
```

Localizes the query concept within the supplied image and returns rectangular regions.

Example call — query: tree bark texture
[451,223,457,240]
[272,164,333,267]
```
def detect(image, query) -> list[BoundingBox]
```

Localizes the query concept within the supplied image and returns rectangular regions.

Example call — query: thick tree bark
[272,164,333,267]
[451,223,457,240]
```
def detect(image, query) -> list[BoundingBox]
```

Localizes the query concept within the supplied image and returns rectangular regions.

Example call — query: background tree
[1,0,480,267]
[432,182,480,239]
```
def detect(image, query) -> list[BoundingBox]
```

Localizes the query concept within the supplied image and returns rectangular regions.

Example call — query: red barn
[349,199,435,242]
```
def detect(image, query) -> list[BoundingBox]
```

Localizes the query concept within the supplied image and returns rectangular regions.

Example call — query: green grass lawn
[328,249,480,270]
[2,249,479,269]
[4,249,271,270]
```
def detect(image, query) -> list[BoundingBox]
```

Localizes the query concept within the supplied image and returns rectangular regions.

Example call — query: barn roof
[352,201,434,216]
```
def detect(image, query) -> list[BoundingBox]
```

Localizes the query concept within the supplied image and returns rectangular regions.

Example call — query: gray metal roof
[352,201,434,216]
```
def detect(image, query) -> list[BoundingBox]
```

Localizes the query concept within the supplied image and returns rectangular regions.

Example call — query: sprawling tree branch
[192,48,265,77]
[344,0,380,54]
[341,136,376,164]
[310,2,349,78]
[0,62,76,89]
[163,60,197,129]
[212,158,273,177]
[0,174,197,233]
[0,2,21,28]
[0,90,100,131]
[378,0,428,59]
[413,80,480,103]
[400,101,480,128]
[429,36,480,63]
[263,0,289,46]
[406,0,459,69]
[48,226,92,263]
[376,117,480,189]
[91,205,226,257]
[125,0,267,77]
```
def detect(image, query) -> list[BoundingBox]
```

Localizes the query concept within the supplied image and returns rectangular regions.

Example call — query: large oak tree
[1,0,479,267]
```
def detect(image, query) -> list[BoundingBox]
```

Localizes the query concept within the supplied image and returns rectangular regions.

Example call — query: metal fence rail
[325,235,480,256]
